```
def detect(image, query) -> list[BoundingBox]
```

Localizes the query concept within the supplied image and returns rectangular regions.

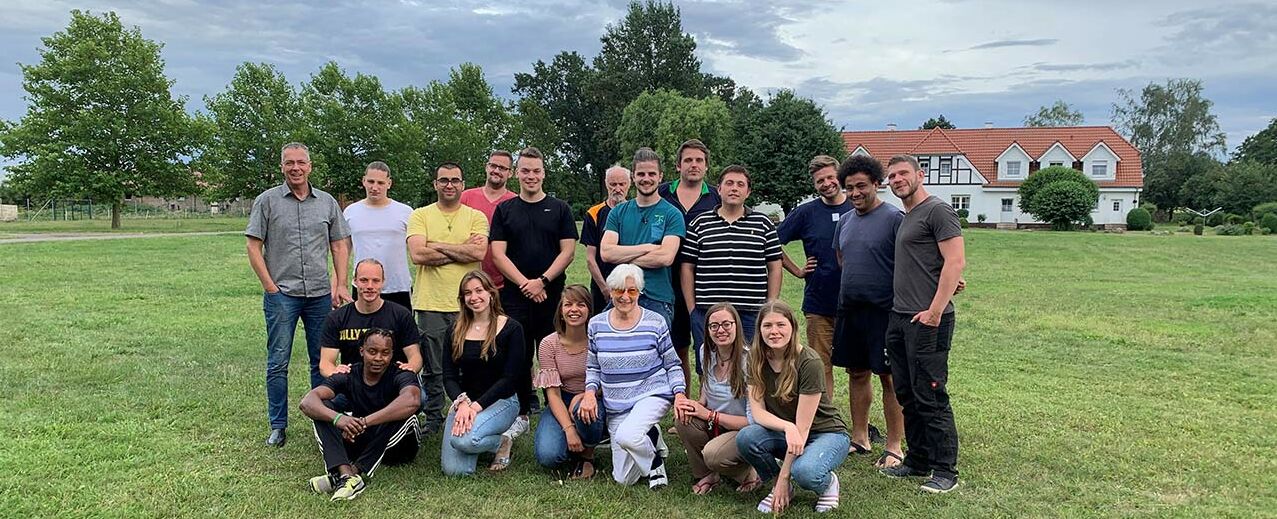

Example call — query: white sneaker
[648,463,668,489]
[503,415,530,440]
[652,426,668,458]
[815,472,840,512]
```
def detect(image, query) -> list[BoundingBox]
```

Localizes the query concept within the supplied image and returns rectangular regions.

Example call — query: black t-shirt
[442,319,526,408]
[489,196,579,285]
[321,301,421,365]
[580,202,616,281]
[320,365,420,417]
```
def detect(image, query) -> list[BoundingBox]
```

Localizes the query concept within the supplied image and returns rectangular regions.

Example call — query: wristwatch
[539,274,550,284]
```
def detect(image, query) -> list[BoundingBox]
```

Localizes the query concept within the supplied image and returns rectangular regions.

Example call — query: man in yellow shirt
[407,162,489,434]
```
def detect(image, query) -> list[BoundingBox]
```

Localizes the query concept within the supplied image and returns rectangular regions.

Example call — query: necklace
[442,210,459,233]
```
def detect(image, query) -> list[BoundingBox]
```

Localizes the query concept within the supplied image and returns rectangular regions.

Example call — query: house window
[1091,160,1109,177]
[1001,198,1013,212]
[950,195,970,211]
[1005,161,1022,177]
[919,159,930,170]
[1049,161,1064,168]
[939,158,952,177]
[1113,200,1122,212]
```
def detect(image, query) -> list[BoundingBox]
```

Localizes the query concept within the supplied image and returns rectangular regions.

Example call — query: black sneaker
[868,424,885,444]
[920,475,959,493]
[880,464,929,479]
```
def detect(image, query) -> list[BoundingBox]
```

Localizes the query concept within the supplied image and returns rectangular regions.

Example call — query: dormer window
[1091,160,1109,177]
[1005,161,1022,178]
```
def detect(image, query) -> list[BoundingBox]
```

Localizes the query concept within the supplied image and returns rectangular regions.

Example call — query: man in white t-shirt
[343,161,414,310]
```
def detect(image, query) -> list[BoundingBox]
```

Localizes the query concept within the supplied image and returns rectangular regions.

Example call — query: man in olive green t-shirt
[406,163,489,433]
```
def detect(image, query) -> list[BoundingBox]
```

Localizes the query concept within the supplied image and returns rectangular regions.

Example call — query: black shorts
[832,301,890,374]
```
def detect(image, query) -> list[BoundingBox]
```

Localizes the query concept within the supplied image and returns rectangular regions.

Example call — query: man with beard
[777,155,853,401]
[319,259,423,380]
[581,166,632,313]
[600,148,685,328]
[300,328,422,501]
[407,163,489,433]
[246,141,351,448]
[877,154,966,494]
[658,139,721,383]
[490,146,579,439]
[460,151,517,288]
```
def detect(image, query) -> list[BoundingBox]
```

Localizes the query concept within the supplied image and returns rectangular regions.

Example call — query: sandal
[849,442,872,455]
[569,460,596,480]
[736,477,763,493]
[692,475,720,495]
[874,450,904,469]
[488,436,513,472]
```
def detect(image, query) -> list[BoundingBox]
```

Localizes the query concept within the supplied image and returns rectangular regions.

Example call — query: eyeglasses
[609,287,640,297]
[486,162,510,172]
[435,178,464,185]
[708,321,736,332]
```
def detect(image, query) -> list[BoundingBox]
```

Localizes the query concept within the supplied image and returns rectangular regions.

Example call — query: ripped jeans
[736,424,850,493]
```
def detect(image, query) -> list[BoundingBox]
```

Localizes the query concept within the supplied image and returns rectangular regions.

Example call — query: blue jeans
[534,392,609,468]
[736,424,850,493]
[263,291,329,429]
[690,306,758,375]
[440,396,520,476]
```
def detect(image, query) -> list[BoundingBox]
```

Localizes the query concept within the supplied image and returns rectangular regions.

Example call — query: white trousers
[606,396,671,485]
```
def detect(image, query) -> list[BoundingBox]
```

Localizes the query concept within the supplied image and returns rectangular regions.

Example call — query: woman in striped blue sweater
[577,264,690,489]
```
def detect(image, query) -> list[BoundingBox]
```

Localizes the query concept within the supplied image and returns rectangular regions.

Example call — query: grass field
[1,229,1274,518]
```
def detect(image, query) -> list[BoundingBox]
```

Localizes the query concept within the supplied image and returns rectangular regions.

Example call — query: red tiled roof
[842,126,1143,188]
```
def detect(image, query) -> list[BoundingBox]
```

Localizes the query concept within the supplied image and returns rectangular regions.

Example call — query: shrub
[1206,212,1226,226]
[1244,221,1256,235]
[1126,207,1153,231]
[1225,213,1245,225]
[1018,166,1099,230]
[1215,224,1248,236]
[1177,226,1192,233]
[1140,201,1158,214]
[977,213,987,223]
[956,208,969,219]
[1193,216,1205,225]
[1260,213,1277,233]
[1194,222,1204,235]
[1173,212,1192,225]
[1255,202,1277,222]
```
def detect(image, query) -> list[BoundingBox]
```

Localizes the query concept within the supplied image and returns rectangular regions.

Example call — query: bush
[1172,212,1192,225]
[1260,213,1277,233]
[1215,224,1248,236]
[956,208,969,219]
[1255,202,1277,222]
[1225,213,1245,225]
[1018,166,1099,230]
[1244,221,1256,235]
[1206,212,1226,226]
[1193,216,1205,225]
[1177,226,1192,233]
[1194,222,1204,235]
[1140,201,1158,214]
[1126,207,1153,230]
[977,213,987,223]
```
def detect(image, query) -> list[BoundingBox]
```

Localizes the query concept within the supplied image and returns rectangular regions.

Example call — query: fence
[13,198,252,221]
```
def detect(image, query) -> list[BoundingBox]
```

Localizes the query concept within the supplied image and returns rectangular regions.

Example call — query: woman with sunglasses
[673,302,762,494]
[533,285,608,479]
[578,264,689,488]
[440,270,526,475]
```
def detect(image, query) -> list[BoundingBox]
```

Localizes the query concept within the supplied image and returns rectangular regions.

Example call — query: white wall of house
[874,185,1140,225]
[1080,142,1119,182]
[1038,142,1077,169]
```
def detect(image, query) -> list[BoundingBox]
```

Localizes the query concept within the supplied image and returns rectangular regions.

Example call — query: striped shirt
[585,308,687,415]
[680,208,783,312]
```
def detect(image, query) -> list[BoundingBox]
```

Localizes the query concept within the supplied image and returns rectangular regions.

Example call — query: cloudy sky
[2,0,1275,157]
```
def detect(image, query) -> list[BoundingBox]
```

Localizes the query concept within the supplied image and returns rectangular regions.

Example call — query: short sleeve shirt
[759,347,847,434]
[893,196,963,314]
[343,200,414,294]
[406,203,489,312]
[321,301,422,365]
[603,199,686,304]
[320,365,420,417]
[245,184,351,297]
[777,198,854,316]
[489,196,579,286]
[581,202,616,283]
[459,188,517,287]
[834,202,904,310]
[680,209,782,312]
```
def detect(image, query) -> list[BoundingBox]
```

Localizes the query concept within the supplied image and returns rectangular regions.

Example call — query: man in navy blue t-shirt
[777,155,853,400]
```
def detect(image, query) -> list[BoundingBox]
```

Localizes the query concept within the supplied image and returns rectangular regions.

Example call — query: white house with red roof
[841,125,1143,227]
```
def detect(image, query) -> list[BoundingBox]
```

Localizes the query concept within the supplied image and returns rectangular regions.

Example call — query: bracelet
[332,414,342,426]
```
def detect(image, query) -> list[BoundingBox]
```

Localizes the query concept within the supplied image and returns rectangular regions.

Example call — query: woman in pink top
[533,285,607,478]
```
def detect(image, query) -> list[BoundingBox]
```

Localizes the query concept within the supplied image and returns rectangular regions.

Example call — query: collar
[278,182,317,200]
[670,178,711,195]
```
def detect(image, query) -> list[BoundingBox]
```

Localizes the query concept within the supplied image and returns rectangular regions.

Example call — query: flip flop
[874,450,904,469]
[569,460,596,480]
[692,477,720,495]
[849,442,872,455]
[488,436,513,471]
[736,477,764,493]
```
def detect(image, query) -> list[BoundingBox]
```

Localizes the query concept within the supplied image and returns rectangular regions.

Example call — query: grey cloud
[967,38,1058,50]
[1154,2,1277,63]
[678,0,838,62]
[1031,60,1139,72]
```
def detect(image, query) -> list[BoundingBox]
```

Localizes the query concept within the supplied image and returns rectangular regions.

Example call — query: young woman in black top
[440,270,526,475]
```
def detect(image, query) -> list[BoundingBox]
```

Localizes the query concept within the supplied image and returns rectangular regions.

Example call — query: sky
[2,0,1275,170]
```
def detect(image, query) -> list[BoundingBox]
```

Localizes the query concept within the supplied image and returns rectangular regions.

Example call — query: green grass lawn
[1,230,1274,518]
[0,216,249,234]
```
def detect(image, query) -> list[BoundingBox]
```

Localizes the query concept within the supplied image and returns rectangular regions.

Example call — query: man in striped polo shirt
[679,165,782,374]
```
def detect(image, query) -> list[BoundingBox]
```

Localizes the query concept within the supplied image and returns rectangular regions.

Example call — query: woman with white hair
[577,264,689,488]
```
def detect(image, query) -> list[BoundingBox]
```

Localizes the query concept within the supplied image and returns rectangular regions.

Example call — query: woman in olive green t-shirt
[737,301,850,514]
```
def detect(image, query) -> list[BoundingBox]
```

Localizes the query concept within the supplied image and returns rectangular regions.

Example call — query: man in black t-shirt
[319,259,423,378]
[489,146,579,434]
[300,329,422,501]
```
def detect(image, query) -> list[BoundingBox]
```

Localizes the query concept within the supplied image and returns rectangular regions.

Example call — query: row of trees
[0,4,845,227]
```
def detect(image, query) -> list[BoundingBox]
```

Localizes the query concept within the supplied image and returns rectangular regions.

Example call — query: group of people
[245,139,967,512]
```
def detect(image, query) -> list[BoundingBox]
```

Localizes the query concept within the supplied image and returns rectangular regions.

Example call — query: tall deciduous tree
[513,52,606,197]
[1141,151,1221,212]
[615,90,732,175]
[1112,79,1226,159]
[0,10,201,228]
[1233,118,1277,166]
[737,90,845,213]
[920,115,956,129]
[201,62,301,202]
[1024,100,1084,127]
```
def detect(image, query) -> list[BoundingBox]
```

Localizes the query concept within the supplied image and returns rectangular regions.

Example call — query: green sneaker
[309,474,335,494]
[330,474,366,501]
